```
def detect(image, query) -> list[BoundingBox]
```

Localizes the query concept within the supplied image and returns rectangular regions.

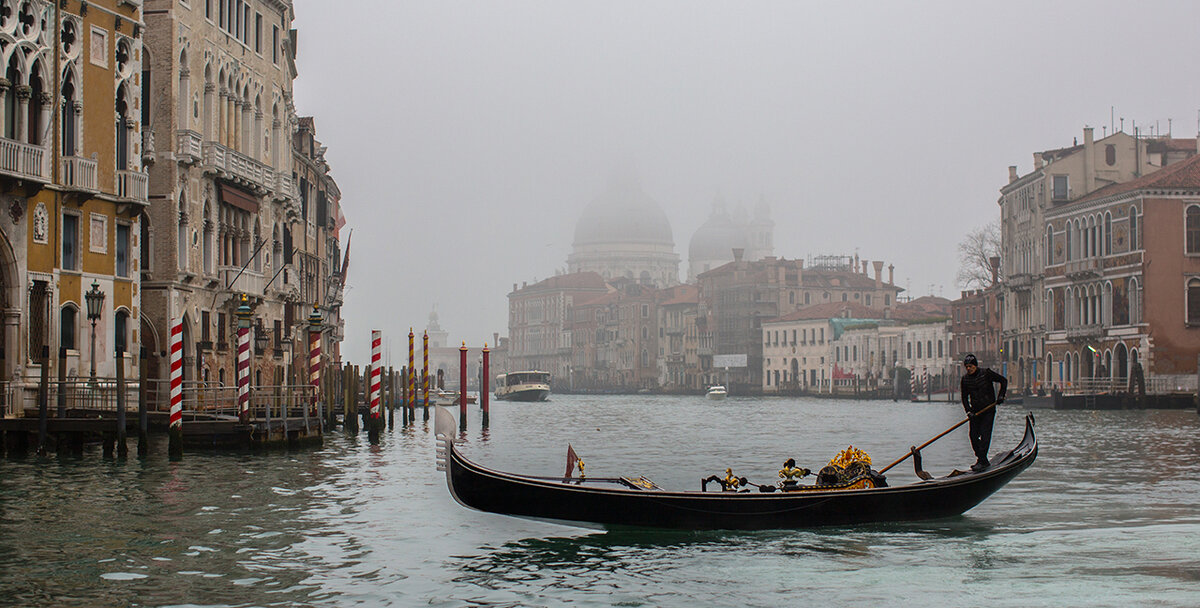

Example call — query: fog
[290,0,1200,363]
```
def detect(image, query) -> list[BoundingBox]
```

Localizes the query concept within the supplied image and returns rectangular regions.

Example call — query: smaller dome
[689,202,744,262]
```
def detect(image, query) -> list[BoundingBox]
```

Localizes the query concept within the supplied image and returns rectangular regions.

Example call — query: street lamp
[84,280,105,383]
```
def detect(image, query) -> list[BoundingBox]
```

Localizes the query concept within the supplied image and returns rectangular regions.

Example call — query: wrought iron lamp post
[85,280,105,383]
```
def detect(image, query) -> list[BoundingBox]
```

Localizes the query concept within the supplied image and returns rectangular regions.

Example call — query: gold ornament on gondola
[723,468,740,489]
[779,465,809,480]
[828,445,872,469]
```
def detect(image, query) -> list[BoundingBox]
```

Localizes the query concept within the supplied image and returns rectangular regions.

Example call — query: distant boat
[495,371,551,402]
[706,385,728,400]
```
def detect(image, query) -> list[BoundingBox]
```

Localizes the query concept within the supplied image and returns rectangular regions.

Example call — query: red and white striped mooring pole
[308,305,322,417]
[168,316,183,459]
[236,296,253,424]
[367,329,382,442]
[370,330,382,420]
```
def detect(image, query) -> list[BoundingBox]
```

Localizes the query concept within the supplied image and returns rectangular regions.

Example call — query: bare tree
[956,220,1001,290]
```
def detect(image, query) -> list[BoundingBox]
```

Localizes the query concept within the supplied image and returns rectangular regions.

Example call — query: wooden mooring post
[482,344,490,429]
[401,365,409,425]
[459,342,468,432]
[115,347,128,458]
[344,363,358,434]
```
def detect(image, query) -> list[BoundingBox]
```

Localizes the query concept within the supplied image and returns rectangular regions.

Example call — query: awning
[219,183,259,213]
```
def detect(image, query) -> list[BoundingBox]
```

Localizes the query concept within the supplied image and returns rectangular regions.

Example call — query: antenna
[1111,106,1114,134]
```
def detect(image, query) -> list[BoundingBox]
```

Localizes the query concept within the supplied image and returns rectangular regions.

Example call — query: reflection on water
[0,397,1198,607]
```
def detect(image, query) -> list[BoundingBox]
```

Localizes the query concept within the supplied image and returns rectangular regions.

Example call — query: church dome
[688,202,744,262]
[573,178,674,247]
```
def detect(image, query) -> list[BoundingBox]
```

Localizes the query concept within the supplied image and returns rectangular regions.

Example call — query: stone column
[15,85,32,142]
[36,92,51,147]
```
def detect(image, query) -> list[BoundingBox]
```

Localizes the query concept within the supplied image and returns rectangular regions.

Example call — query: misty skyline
[289,1,1200,364]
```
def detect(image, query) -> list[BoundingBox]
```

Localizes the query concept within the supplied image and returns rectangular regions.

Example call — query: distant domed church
[687,195,774,282]
[567,174,680,288]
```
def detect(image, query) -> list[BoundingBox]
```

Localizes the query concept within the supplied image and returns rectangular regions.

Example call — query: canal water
[1,395,1198,607]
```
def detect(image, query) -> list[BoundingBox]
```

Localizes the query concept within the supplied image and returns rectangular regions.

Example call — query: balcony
[1065,259,1100,280]
[116,169,149,202]
[220,266,265,297]
[1006,273,1034,290]
[176,130,202,164]
[0,137,49,183]
[61,156,98,192]
[273,171,296,202]
[202,142,274,193]
[1066,324,1104,341]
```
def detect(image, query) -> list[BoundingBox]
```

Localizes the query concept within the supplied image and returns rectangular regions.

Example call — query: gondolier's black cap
[963,353,978,366]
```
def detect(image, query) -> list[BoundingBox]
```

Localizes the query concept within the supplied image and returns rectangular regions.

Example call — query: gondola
[434,407,1038,530]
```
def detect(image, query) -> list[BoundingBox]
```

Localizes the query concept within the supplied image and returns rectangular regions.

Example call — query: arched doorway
[1115,342,1128,381]
[0,230,14,386]
[141,317,161,381]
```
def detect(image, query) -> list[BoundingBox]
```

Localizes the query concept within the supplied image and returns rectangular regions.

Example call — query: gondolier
[960,353,1007,472]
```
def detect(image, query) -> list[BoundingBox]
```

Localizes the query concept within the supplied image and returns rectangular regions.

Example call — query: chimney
[989,256,1000,285]
[1033,153,1043,170]
[1008,165,1019,183]
[513,283,518,292]
[1083,127,1095,192]
[873,260,884,289]
[861,260,868,275]
[732,248,744,262]
[888,263,894,285]
[961,290,968,299]
[1195,135,1199,154]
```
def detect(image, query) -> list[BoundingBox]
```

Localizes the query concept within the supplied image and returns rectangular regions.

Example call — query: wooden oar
[877,402,996,475]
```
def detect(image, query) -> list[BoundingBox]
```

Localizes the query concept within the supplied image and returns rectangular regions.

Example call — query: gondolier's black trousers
[968,407,996,462]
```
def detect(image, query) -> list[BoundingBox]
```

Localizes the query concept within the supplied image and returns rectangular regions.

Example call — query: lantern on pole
[85,280,105,383]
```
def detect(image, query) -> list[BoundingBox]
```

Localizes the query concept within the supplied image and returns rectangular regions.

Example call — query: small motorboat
[435,407,1038,530]
[706,385,728,400]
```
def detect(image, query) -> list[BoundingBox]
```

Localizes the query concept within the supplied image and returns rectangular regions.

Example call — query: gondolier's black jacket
[961,368,1007,413]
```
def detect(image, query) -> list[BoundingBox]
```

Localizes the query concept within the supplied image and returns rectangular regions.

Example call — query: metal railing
[1064,375,1198,395]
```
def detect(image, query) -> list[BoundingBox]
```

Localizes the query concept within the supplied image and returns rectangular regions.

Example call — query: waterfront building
[566,174,680,289]
[1043,146,1200,391]
[951,286,1002,369]
[898,318,954,393]
[507,272,608,387]
[657,284,701,391]
[0,0,148,411]
[698,251,901,393]
[998,127,1189,391]
[140,0,344,393]
[686,196,774,283]
[289,117,345,375]
[762,302,878,393]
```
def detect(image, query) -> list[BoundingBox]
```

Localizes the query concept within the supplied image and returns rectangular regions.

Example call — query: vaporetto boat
[494,371,551,402]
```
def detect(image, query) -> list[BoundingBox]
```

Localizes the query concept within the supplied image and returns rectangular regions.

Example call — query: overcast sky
[291,1,1200,364]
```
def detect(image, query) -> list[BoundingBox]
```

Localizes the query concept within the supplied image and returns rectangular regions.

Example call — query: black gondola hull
[439,412,1037,530]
